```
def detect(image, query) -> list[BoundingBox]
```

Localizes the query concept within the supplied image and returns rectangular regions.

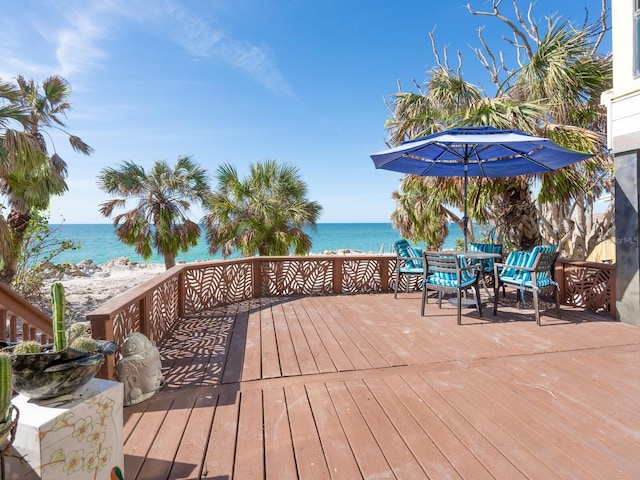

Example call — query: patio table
[437,250,503,307]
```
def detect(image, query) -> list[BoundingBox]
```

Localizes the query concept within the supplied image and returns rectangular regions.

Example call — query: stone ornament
[116,333,163,406]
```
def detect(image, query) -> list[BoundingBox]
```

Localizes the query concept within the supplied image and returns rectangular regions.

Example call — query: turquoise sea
[45,223,465,265]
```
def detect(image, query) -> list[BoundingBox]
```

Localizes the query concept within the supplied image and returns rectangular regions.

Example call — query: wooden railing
[0,255,616,381]
[0,281,53,345]
[85,255,393,379]
[555,258,616,317]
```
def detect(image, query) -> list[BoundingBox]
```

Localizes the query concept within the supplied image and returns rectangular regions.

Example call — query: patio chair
[468,242,503,285]
[393,239,424,298]
[421,251,483,325]
[493,245,560,325]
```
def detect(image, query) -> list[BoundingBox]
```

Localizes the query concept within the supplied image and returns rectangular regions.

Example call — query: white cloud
[0,0,294,100]
[109,0,294,97]
[55,13,108,77]
[1,1,293,99]
[223,42,294,98]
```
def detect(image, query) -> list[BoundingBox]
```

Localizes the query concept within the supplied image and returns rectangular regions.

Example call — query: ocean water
[44,223,465,265]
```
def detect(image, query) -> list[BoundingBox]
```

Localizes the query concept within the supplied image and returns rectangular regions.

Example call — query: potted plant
[10,283,115,400]
[0,352,18,455]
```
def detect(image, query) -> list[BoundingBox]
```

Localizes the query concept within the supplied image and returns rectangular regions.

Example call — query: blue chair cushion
[394,239,423,269]
[425,255,477,289]
[426,274,477,289]
[468,242,502,272]
[500,250,532,281]
[499,245,558,288]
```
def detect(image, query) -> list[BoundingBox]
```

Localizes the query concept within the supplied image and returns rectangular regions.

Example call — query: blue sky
[1,0,609,224]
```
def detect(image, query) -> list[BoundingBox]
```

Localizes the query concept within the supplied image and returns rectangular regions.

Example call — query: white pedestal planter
[6,378,124,479]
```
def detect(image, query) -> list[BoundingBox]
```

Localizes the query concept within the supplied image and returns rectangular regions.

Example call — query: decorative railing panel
[341,258,383,293]
[261,259,333,295]
[184,261,253,311]
[149,276,180,344]
[111,303,142,348]
[556,259,615,317]
[81,255,617,380]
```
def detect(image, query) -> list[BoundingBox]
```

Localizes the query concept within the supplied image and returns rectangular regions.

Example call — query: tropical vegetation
[385,0,612,258]
[97,156,211,269]
[11,211,79,302]
[0,75,92,283]
[203,159,322,257]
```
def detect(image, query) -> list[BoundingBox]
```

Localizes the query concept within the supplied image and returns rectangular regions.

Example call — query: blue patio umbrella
[370,126,592,250]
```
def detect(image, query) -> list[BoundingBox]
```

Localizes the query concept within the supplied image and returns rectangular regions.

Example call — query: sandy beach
[42,257,165,321]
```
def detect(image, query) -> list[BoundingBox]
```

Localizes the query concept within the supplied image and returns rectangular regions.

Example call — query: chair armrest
[397,256,422,264]
[461,262,482,273]
[494,262,537,273]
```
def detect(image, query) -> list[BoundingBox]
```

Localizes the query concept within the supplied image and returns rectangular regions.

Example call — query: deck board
[281,300,318,375]
[138,395,196,479]
[241,299,263,381]
[284,383,331,479]
[263,386,298,479]
[169,394,218,480]
[305,382,362,479]
[326,380,393,478]
[123,292,640,479]
[202,390,240,479]
[345,379,426,479]
[363,376,462,479]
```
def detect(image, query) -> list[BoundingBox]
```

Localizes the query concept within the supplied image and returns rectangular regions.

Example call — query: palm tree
[203,159,322,257]
[0,75,92,283]
[510,19,613,257]
[384,2,611,256]
[97,156,211,269]
[387,67,547,250]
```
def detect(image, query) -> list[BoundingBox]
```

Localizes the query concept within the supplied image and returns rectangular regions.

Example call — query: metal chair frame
[393,240,424,299]
[493,250,561,325]
[421,252,483,325]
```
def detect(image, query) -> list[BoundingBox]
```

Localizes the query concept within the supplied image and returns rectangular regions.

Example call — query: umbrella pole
[463,164,468,252]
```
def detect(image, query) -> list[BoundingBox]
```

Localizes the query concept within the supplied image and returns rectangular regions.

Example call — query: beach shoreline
[41,257,166,320]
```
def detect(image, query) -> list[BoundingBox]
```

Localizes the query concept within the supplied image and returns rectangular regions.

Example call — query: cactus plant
[51,282,67,351]
[13,341,42,355]
[9,282,116,400]
[0,353,12,424]
[67,322,90,346]
[70,337,98,353]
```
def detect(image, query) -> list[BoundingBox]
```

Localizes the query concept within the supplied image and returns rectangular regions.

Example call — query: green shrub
[10,210,80,303]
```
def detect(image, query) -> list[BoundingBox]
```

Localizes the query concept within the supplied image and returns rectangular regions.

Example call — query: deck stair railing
[0,281,53,345]
[0,254,616,381]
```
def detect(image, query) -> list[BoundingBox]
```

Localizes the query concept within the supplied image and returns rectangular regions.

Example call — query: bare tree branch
[473,26,504,88]
[592,0,609,54]
[430,28,464,76]
[512,0,539,44]
[466,0,534,57]
[429,29,447,71]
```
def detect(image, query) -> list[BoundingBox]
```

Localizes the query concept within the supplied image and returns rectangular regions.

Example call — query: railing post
[89,314,116,380]
[140,296,151,338]
[555,260,566,305]
[380,257,390,292]
[0,309,6,343]
[178,269,186,317]
[252,258,262,298]
[333,258,343,294]
[610,266,616,318]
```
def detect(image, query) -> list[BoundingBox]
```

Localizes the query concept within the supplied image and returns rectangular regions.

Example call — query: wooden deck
[123,291,640,479]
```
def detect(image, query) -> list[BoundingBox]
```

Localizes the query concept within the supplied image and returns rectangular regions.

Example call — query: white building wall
[612,0,640,93]
[602,0,640,325]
